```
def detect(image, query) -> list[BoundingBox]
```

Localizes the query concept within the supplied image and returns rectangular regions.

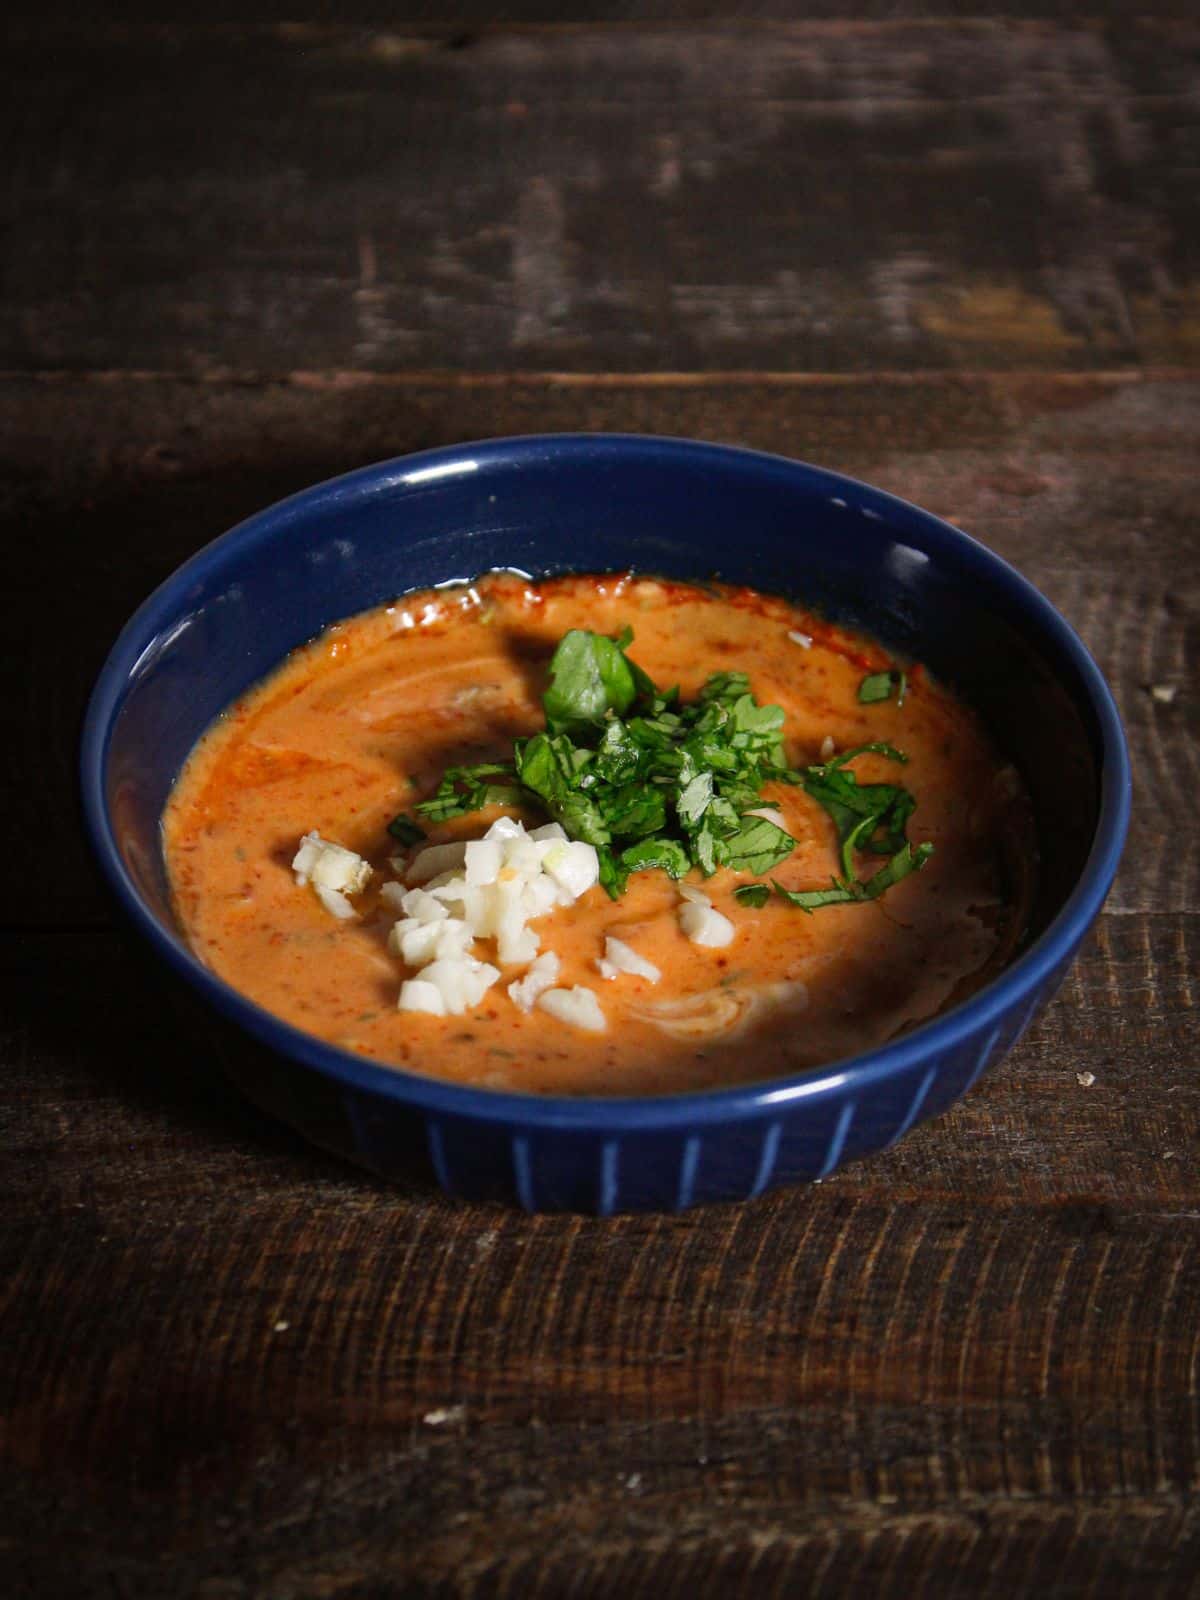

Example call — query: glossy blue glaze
[80,436,1130,1212]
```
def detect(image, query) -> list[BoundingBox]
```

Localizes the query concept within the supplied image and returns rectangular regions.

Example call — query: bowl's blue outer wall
[81,435,1130,1212]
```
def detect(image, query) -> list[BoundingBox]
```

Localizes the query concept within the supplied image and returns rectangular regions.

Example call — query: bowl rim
[80,432,1131,1133]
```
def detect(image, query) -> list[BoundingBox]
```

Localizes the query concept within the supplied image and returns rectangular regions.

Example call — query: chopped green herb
[384,623,932,912]
[543,628,639,733]
[412,761,523,823]
[723,814,795,877]
[733,884,771,908]
[827,741,908,768]
[619,836,691,878]
[514,731,611,846]
[386,814,428,847]
[768,840,935,913]
[858,669,907,705]
[677,771,714,828]
[800,744,918,883]
[771,879,861,912]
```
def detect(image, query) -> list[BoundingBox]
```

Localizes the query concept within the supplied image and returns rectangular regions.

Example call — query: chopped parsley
[388,626,932,907]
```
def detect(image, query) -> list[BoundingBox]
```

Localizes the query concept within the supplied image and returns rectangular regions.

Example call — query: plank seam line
[13,19,1181,40]
[3,367,1199,390]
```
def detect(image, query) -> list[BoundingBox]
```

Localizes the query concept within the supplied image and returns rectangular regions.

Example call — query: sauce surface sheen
[164,573,1032,1095]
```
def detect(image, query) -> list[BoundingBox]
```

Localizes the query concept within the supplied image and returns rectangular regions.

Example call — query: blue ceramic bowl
[81,435,1129,1212]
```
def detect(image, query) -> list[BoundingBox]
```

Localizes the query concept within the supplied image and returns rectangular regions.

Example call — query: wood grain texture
[4,20,1199,374]
[3,918,1198,1594]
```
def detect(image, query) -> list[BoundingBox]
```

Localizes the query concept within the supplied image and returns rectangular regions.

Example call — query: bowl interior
[93,436,1107,1005]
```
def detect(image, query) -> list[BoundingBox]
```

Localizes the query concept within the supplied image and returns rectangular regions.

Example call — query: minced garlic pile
[292,817,734,1033]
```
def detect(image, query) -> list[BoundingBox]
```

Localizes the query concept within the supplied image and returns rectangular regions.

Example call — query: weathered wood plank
[4,21,1199,374]
[4,1452,1200,1598]
[4,372,1192,925]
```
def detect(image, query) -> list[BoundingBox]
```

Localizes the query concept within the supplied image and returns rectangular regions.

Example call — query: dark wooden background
[4,14,1198,1597]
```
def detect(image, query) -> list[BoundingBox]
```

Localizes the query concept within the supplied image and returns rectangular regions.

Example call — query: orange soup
[163,572,1033,1095]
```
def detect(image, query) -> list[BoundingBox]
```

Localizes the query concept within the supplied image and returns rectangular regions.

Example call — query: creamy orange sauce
[163,573,1033,1095]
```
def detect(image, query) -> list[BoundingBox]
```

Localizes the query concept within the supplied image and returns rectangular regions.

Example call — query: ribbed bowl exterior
[335,951,1067,1212]
[81,436,1129,1212]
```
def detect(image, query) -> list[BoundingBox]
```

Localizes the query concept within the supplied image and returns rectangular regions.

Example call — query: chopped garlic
[424,872,470,905]
[679,896,736,948]
[384,816,602,1023]
[503,833,544,880]
[389,916,475,967]
[292,831,372,895]
[398,978,446,1016]
[541,839,600,901]
[406,840,469,885]
[314,884,358,921]
[508,951,561,1012]
[378,880,408,914]
[420,956,501,1015]
[538,985,607,1032]
[788,629,813,648]
[597,935,661,983]
[399,886,450,924]
[744,806,790,833]
[464,837,504,886]
[819,735,836,761]
[522,873,560,918]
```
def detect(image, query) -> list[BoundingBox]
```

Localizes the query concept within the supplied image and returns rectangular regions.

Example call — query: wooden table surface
[4,15,1198,1597]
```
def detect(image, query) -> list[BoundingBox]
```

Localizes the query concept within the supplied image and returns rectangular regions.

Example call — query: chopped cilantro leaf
[543,628,640,732]
[733,883,771,908]
[858,670,907,705]
[770,840,934,913]
[698,670,751,705]
[386,814,427,847]
[412,762,522,823]
[594,718,643,785]
[601,782,667,840]
[620,836,691,879]
[827,741,907,768]
[723,814,795,876]
[677,771,714,829]
[597,845,630,901]
[515,732,610,846]
[771,879,861,912]
[392,624,931,915]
